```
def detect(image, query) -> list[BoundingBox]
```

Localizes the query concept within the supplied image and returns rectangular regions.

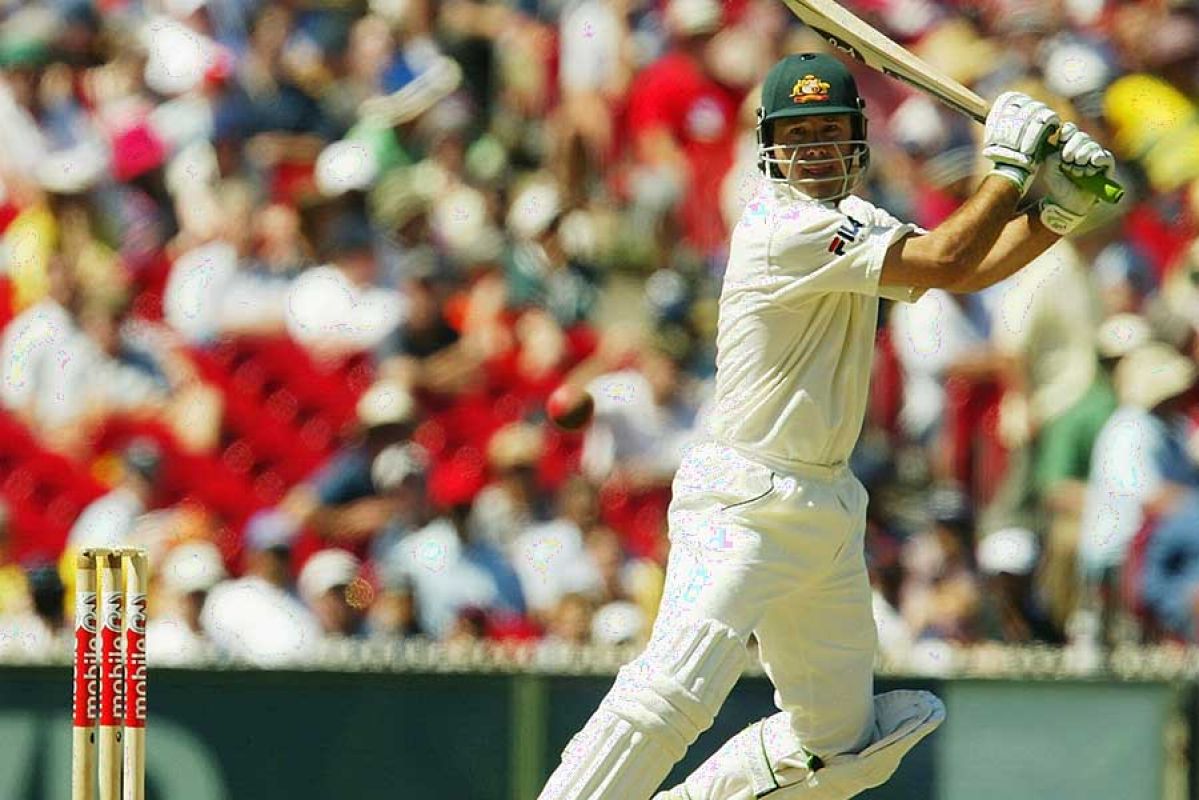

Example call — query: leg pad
[539,619,748,800]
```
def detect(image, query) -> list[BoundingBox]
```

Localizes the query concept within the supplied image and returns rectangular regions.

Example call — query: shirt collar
[762,175,841,211]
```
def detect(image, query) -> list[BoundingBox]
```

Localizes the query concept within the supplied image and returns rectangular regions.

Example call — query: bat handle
[1038,131,1126,205]
[1069,171,1125,204]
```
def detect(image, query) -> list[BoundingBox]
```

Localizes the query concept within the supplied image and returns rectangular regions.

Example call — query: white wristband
[989,164,1033,196]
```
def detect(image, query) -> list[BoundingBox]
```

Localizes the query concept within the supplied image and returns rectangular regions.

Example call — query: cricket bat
[779,0,1125,203]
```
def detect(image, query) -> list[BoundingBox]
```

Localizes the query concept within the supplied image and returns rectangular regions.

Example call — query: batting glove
[1039,122,1116,236]
[983,91,1061,196]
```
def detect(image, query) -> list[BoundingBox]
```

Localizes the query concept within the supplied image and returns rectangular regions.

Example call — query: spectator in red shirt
[624,0,743,258]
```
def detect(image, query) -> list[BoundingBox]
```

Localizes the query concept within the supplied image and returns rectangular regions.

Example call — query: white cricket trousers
[664,439,877,758]
[538,440,877,799]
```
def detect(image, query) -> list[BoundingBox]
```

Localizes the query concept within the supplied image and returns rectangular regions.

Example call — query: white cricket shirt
[707,178,921,470]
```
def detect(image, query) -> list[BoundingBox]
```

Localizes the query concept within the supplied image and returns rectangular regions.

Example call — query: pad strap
[737,720,780,797]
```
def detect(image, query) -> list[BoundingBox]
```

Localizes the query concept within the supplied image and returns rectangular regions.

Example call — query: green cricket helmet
[757,53,870,200]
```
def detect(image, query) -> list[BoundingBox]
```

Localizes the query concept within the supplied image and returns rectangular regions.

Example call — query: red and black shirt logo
[828,216,864,256]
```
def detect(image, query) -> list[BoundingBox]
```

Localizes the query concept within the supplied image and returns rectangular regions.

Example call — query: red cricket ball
[546,384,595,431]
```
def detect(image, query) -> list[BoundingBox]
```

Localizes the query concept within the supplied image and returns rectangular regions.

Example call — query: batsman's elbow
[879,234,965,291]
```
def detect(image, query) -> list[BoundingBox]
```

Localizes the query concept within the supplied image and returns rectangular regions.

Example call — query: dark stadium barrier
[0,653,1188,799]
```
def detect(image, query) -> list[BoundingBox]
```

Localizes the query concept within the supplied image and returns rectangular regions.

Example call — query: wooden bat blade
[778,0,1125,203]
[779,0,988,122]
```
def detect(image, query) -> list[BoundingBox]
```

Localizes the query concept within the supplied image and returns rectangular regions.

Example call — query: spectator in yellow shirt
[0,503,29,618]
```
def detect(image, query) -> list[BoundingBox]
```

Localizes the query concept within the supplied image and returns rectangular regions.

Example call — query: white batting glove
[982,91,1061,196]
[1039,122,1116,236]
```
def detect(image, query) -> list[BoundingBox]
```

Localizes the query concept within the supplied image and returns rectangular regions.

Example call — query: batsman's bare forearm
[882,175,1024,290]
[948,206,1060,293]
[934,175,1026,270]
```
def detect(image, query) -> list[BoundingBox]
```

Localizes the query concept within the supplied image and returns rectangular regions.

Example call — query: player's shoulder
[757,196,853,270]
[737,178,841,239]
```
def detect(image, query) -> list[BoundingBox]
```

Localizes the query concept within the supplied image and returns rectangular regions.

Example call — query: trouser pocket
[720,471,776,513]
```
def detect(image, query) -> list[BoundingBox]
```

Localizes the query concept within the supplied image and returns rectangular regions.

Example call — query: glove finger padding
[1059,122,1112,175]
[983,92,1061,196]
[1059,121,1112,176]
[1060,134,1112,177]
[1040,124,1115,235]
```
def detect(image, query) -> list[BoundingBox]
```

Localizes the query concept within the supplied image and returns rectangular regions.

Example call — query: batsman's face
[771,115,854,199]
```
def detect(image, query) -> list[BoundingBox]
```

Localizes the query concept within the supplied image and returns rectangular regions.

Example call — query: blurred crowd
[0,0,1197,668]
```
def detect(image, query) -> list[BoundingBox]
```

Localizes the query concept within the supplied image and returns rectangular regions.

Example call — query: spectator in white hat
[1079,342,1199,644]
[67,437,164,552]
[976,528,1062,644]
[146,540,227,665]
[200,513,321,666]
[509,476,605,624]
[298,549,366,638]
[1039,39,1114,122]
[366,441,434,560]
[590,599,646,646]
[470,422,550,553]
[383,496,526,640]
[281,380,418,543]
[503,177,601,327]
[1028,314,1137,629]
[285,212,404,357]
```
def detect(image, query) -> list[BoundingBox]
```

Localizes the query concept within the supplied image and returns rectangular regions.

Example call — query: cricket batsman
[539,52,1115,799]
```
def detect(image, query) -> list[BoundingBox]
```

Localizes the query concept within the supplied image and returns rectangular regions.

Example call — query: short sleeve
[767,204,921,304]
